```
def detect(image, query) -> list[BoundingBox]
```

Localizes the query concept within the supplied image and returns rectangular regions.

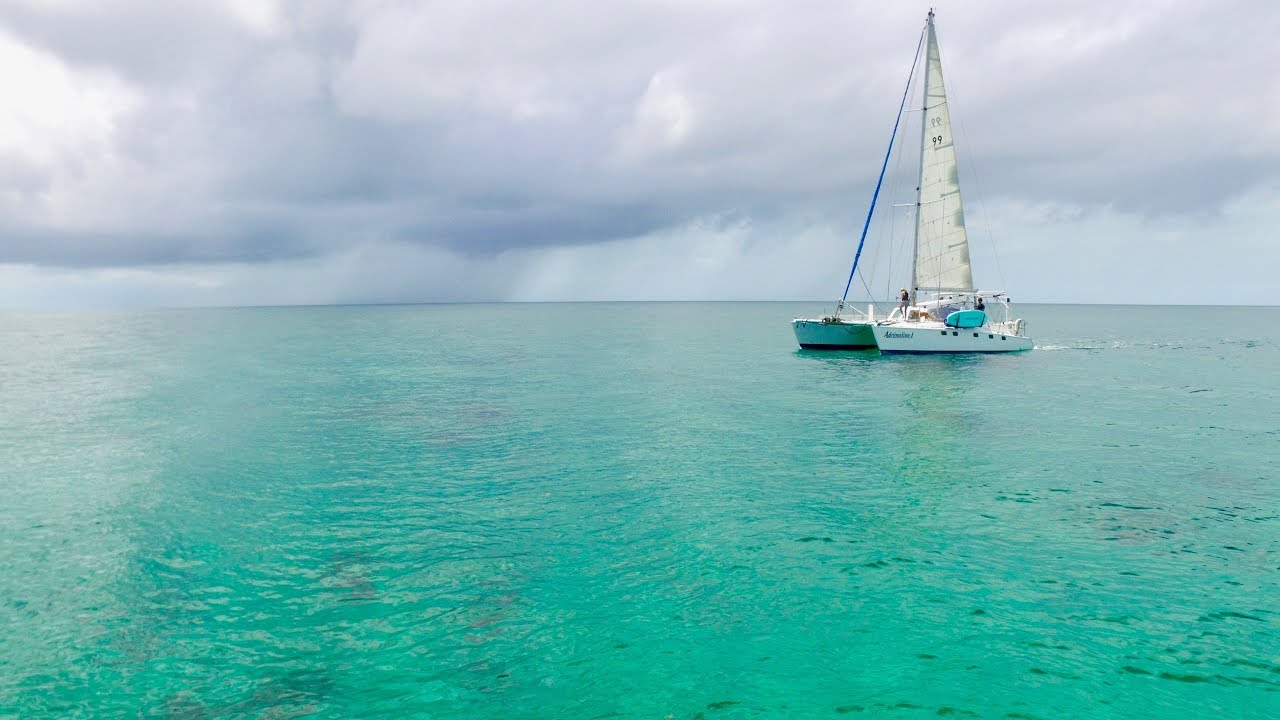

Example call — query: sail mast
[908,10,933,305]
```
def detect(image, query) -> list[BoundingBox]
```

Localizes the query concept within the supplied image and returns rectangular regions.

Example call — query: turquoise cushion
[944,309,987,328]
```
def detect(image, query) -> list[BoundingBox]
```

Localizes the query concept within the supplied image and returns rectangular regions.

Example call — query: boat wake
[1033,344,1102,351]
[1034,338,1271,352]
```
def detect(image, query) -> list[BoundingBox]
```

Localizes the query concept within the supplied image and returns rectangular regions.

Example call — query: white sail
[865,11,1032,354]
[913,18,973,294]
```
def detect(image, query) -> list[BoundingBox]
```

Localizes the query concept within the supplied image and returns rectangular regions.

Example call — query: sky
[0,0,1275,308]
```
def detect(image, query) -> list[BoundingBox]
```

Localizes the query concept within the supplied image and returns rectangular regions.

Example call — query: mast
[908,10,933,306]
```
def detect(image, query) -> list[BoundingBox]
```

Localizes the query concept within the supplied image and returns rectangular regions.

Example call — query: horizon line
[2,300,1275,312]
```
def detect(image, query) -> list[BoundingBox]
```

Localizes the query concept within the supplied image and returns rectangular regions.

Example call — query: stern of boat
[792,318,877,350]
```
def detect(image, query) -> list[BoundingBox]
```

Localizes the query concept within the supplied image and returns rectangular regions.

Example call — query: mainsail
[912,14,973,294]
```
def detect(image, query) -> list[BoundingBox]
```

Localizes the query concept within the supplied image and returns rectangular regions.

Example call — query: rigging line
[862,117,908,310]
[864,104,918,311]
[888,60,922,303]
[867,139,895,307]
[880,55,919,308]
[839,23,927,307]
[947,72,1008,291]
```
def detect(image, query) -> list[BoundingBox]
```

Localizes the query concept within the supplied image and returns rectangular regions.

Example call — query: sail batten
[912,17,973,294]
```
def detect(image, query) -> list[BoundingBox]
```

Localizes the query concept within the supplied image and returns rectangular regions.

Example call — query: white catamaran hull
[872,322,1033,353]
[792,319,877,349]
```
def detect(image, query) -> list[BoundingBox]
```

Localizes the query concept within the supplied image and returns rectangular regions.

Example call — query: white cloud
[616,70,696,160]
[0,28,137,170]
[222,0,283,37]
[330,1,616,122]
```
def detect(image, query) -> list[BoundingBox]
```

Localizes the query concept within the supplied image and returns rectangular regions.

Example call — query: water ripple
[2,304,1278,718]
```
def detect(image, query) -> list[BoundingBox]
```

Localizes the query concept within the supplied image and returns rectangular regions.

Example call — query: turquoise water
[1,302,1277,719]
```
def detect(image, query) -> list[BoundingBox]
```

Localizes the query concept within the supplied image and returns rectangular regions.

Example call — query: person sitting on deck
[975,296,986,311]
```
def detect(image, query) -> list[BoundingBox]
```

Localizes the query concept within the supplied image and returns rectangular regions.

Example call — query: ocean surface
[1,302,1277,719]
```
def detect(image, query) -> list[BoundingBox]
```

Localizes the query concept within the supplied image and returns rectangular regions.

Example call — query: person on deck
[898,289,910,316]
[975,296,985,311]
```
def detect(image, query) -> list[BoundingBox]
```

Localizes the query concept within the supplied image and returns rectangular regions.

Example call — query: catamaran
[794,10,1032,354]
[871,10,1031,353]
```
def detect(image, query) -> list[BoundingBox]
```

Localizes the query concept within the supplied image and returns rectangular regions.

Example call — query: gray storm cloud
[0,0,1275,305]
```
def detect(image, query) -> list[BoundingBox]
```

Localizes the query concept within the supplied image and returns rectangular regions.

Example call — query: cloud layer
[0,0,1276,305]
